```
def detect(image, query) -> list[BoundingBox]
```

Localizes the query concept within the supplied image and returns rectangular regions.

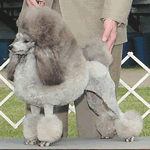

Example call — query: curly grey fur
[17,6,80,86]
[23,114,42,141]
[17,6,64,48]
[115,110,143,138]
[35,47,65,85]
[83,36,113,67]
[8,6,89,107]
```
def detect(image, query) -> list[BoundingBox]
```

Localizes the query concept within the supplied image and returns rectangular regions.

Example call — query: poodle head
[8,33,35,55]
[7,32,35,81]
[11,7,71,86]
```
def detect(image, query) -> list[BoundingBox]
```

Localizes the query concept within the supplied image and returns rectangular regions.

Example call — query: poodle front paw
[37,115,63,146]
[125,136,135,142]
[23,114,41,142]
[24,139,39,145]
[38,141,52,147]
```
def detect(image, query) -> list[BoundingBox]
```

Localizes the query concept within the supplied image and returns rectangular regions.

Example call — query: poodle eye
[24,40,29,43]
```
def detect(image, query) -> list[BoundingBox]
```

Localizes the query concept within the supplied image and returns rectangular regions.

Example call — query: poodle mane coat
[7,6,143,147]
[9,6,84,86]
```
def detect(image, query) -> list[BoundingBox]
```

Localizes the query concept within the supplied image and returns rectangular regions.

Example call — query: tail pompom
[83,36,113,67]
[115,110,143,138]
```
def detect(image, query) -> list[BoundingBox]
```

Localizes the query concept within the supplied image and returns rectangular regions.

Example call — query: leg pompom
[37,115,63,145]
[23,114,41,143]
[115,110,143,138]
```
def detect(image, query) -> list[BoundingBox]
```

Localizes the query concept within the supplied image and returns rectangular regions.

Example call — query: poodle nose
[8,45,13,51]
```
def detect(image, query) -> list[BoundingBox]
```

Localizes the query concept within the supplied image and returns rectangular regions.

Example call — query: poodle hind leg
[37,104,63,147]
[86,61,143,141]
[86,91,117,139]
[86,61,122,121]
[24,105,41,145]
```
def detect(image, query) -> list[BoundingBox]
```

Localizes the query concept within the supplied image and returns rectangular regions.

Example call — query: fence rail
[0,52,149,129]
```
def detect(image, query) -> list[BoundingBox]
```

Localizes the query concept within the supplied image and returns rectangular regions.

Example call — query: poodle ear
[7,53,21,81]
[35,47,65,86]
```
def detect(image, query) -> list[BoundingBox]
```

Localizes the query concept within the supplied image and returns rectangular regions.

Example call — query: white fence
[0,52,150,129]
[119,52,150,119]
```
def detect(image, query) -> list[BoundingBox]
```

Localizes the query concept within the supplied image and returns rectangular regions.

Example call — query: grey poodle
[7,6,143,147]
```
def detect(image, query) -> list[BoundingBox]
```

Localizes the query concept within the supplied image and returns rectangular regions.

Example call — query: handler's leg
[53,105,69,137]
[74,44,123,138]
[109,44,123,96]
[75,93,100,138]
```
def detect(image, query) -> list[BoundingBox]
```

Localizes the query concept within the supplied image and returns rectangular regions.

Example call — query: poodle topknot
[17,6,65,48]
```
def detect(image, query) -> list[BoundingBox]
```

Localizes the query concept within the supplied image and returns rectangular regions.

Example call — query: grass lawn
[0,87,150,138]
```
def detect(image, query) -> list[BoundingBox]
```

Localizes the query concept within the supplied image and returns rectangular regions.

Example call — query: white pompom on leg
[37,115,63,146]
[115,110,143,141]
[23,114,41,145]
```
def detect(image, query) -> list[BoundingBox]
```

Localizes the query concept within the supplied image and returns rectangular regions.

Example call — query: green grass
[0,88,25,138]
[0,87,150,138]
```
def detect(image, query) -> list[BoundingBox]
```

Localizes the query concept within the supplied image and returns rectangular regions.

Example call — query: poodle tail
[115,110,143,138]
[83,36,113,67]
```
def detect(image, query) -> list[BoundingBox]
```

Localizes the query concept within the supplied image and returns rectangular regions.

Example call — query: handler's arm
[101,0,133,52]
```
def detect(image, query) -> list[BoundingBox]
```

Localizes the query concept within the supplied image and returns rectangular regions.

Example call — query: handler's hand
[102,19,118,53]
[27,0,45,7]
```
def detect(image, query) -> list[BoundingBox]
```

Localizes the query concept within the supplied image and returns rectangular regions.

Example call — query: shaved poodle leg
[37,104,63,147]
